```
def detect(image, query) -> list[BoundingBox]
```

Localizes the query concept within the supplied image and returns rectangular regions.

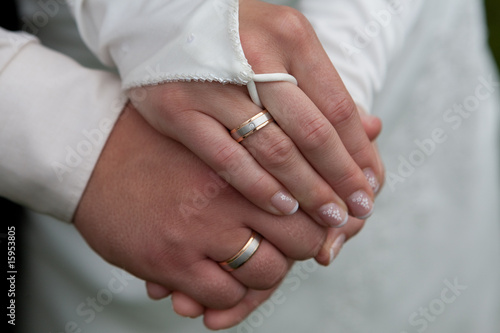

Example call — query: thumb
[358,106,382,141]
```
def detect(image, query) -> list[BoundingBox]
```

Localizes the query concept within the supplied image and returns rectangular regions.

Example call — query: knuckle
[202,280,243,309]
[273,6,313,43]
[144,243,184,280]
[243,173,268,199]
[330,167,362,194]
[241,5,315,71]
[292,233,324,261]
[279,221,325,260]
[303,185,334,209]
[212,142,242,169]
[135,84,193,125]
[248,259,288,290]
[323,92,357,127]
[301,116,335,151]
[258,135,296,170]
[349,140,374,166]
[303,233,325,259]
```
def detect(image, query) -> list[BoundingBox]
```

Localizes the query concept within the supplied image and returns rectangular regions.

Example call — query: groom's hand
[74,103,330,310]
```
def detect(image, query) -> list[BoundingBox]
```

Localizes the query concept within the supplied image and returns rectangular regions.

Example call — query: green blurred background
[485,0,500,68]
[484,0,500,151]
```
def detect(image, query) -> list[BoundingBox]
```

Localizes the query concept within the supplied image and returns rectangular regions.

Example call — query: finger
[206,189,328,262]
[178,84,354,227]
[160,82,361,226]
[357,107,385,193]
[168,110,302,216]
[208,228,289,290]
[203,287,279,330]
[164,184,327,303]
[240,121,351,227]
[371,141,385,193]
[289,44,384,191]
[241,8,382,201]
[203,259,294,330]
[314,216,366,266]
[131,82,302,217]
[166,259,248,310]
[248,208,327,261]
[145,281,172,300]
[360,113,382,141]
[258,82,375,219]
[171,291,205,318]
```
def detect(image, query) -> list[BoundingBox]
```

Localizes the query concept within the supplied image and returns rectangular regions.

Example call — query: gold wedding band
[230,110,274,143]
[218,232,262,272]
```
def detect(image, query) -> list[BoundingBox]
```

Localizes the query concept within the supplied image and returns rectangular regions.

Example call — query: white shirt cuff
[0,29,126,222]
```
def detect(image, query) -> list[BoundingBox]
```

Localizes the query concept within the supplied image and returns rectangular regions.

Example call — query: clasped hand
[75,0,384,330]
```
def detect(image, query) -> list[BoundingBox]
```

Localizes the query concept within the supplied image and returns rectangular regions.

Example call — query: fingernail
[363,168,380,193]
[318,203,349,228]
[329,234,346,264]
[271,191,299,215]
[348,190,374,219]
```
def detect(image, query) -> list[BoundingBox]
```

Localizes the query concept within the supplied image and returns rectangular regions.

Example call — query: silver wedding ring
[218,232,262,272]
[230,110,274,143]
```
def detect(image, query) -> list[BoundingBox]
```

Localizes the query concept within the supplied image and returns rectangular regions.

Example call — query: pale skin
[76,0,386,329]
[74,103,381,330]
[129,0,384,229]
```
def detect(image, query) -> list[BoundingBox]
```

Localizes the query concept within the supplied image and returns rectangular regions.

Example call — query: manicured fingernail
[329,234,346,264]
[348,190,374,219]
[363,168,380,193]
[318,203,349,228]
[271,191,299,215]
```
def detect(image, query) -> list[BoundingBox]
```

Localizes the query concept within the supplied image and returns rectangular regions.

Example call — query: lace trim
[123,0,298,107]
[122,73,244,91]
[227,0,254,84]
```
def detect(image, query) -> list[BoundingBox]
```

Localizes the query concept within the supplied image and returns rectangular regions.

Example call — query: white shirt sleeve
[69,0,254,89]
[298,0,425,112]
[0,28,126,222]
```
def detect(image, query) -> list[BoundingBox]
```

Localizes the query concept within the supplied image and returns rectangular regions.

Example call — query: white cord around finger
[247,73,298,107]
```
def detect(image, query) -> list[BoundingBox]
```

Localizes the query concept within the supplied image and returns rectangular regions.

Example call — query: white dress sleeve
[0,28,126,222]
[68,0,254,89]
[298,0,425,112]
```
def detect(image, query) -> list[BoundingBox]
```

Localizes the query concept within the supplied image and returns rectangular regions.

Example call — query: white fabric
[69,0,296,107]
[11,0,500,332]
[68,0,423,113]
[69,0,253,89]
[299,0,424,112]
[0,28,125,221]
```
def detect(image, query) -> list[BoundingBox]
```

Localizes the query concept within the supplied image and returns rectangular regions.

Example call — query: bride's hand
[128,1,383,229]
